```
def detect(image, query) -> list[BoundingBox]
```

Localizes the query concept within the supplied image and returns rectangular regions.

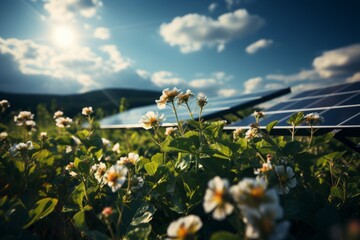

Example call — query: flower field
[0,89,359,240]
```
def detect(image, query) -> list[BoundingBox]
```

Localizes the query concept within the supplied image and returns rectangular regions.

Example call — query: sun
[51,25,78,48]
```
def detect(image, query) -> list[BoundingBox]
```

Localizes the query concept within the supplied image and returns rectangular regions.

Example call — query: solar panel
[99,87,291,129]
[226,82,360,151]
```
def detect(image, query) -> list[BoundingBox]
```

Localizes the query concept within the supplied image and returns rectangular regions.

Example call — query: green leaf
[130,204,156,226]
[312,132,335,146]
[266,120,278,134]
[330,187,343,201]
[24,198,58,229]
[125,223,152,240]
[71,182,86,209]
[144,162,159,176]
[73,205,92,230]
[151,153,164,165]
[14,160,25,172]
[210,231,239,240]
[287,112,304,126]
[166,131,200,154]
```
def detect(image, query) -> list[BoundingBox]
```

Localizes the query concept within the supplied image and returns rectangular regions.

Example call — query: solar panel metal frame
[224,82,360,152]
[99,87,291,129]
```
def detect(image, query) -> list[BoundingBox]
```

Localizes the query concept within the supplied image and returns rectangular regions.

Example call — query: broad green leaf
[330,186,343,201]
[144,162,159,176]
[71,182,86,209]
[14,160,25,172]
[167,131,200,154]
[210,231,239,240]
[312,132,335,146]
[266,120,278,134]
[73,205,92,230]
[151,153,164,165]
[23,198,58,229]
[287,112,304,126]
[130,204,156,226]
[125,223,152,240]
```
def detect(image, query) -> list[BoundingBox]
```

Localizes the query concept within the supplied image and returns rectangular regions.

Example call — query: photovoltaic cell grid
[226,81,360,137]
[99,88,291,129]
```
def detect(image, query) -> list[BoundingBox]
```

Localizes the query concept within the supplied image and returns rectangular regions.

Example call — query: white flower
[65,146,73,153]
[203,176,234,220]
[242,203,290,240]
[274,166,297,195]
[304,112,324,125]
[139,111,165,130]
[166,215,202,240]
[230,178,278,210]
[117,152,140,165]
[245,126,262,140]
[15,141,34,151]
[14,111,34,126]
[177,89,194,105]
[91,162,107,184]
[0,132,8,140]
[0,99,10,111]
[25,120,36,127]
[196,95,208,108]
[253,111,265,120]
[39,132,47,140]
[155,87,181,109]
[254,159,273,175]
[71,136,81,145]
[104,165,128,192]
[233,128,243,140]
[101,138,111,147]
[82,106,94,116]
[165,127,177,136]
[55,117,73,128]
[65,162,77,177]
[112,143,121,154]
[53,110,63,119]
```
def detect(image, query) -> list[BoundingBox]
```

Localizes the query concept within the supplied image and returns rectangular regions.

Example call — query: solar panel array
[226,81,360,137]
[99,87,290,129]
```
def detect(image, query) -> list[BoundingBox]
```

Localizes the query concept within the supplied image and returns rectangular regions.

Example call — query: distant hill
[0,88,160,117]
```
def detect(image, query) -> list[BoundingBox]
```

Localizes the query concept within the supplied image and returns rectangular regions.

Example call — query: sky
[0,0,360,97]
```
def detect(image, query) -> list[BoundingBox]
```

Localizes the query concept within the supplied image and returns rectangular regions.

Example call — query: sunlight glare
[52,25,78,48]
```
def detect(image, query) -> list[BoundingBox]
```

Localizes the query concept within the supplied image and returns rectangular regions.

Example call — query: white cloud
[100,45,131,72]
[208,3,218,12]
[266,44,360,85]
[346,72,360,83]
[151,71,185,87]
[159,9,264,53]
[245,39,273,54]
[94,27,111,40]
[312,44,360,78]
[44,0,103,22]
[243,77,262,93]
[136,69,151,79]
[0,37,133,91]
[266,70,319,83]
[218,88,237,97]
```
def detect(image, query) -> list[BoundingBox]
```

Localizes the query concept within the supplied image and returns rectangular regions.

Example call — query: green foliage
[0,93,359,240]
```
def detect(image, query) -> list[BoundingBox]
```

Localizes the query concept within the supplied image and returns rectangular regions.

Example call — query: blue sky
[0,0,360,96]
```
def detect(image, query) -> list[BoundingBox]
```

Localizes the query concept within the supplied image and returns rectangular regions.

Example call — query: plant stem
[185,102,194,120]
[171,101,184,135]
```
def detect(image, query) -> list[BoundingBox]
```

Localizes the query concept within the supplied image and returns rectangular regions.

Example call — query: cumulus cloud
[136,69,151,79]
[218,88,237,97]
[159,9,264,53]
[245,39,273,54]
[243,77,263,93]
[44,0,103,22]
[312,44,360,78]
[151,71,185,87]
[347,72,360,82]
[266,44,360,84]
[99,45,131,72]
[0,37,136,93]
[208,3,218,12]
[94,27,111,40]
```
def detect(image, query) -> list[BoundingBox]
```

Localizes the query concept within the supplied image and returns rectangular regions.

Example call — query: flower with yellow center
[203,176,234,220]
[304,112,324,125]
[274,165,296,194]
[82,106,94,116]
[139,111,165,130]
[230,177,278,210]
[104,165,128,192]
[166,215,202,240]
[155,87,181,109]
[117,152,140,165]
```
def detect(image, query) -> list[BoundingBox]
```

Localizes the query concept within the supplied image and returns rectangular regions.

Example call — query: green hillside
[0,88,159,117]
